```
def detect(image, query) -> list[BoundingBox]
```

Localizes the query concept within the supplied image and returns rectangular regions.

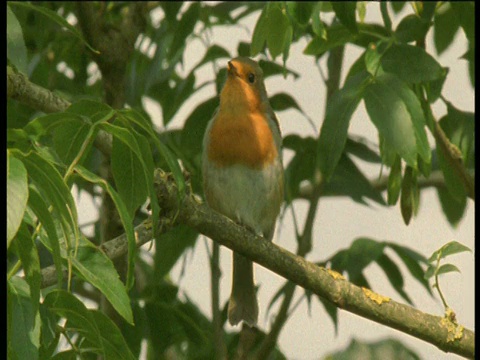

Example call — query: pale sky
[76,3,474,359]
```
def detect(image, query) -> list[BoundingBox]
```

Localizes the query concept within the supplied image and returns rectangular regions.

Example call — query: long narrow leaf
[16,150,79,265]
[73,165,136,290]
[71,241,134,324]
[7,152,29,247]
[13,223,42,313]
[27,187,64,287]
[8,277,41,360]
[116,109,185,197]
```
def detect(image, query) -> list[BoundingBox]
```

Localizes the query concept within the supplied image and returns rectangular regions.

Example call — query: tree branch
[7,65,113,158]
[155,171,474,358]
[433,121,475,200]
[7,66,70,113]
[35,169,474,358]
[297,169,475,200]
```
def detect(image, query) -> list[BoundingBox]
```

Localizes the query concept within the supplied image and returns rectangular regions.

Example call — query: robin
[202,57,284,327]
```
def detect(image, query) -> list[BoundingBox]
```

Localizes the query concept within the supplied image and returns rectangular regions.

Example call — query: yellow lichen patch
[362,287,390,305]
[327,269,345,280]
[441,309,464,342]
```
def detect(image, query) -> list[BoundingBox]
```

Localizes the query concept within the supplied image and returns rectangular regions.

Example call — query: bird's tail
[228,252,258,327]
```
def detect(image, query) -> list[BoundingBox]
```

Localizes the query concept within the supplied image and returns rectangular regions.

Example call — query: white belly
[202,160,283,238]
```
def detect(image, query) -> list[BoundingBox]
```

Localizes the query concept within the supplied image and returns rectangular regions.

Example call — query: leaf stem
[434,256,449,309]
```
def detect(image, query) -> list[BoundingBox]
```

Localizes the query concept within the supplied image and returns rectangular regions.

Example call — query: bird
[202,56,284,327]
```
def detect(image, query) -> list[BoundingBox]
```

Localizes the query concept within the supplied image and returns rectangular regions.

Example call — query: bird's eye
[247,73,255,83]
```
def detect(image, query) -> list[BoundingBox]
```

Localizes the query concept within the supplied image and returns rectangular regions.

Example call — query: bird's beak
[227,61,239,77]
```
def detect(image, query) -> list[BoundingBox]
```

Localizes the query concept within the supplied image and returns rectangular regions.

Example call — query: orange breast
[207,111,278,169]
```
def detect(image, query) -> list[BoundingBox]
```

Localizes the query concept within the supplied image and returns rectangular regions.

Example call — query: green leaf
[326,338,420,359]
[332,1,358,33]
[27,187,64,287]
[7,5,28,74]
[304,25,354,56]
[116,109,186,198]
[269,92,303,113]
[43,289,100,342]
[266,282,289,316]
[364,42,383,76]
[13,223,41,314]
[181,97,218,158]
[376,253,412,305]
[7,152,29,247]
[420,1,437,21]
[436,263,461,276]
[311,3,326,38]
[266,4,291,60]
[363,73,430,168]
[451,2,474,42]
[66,99,115,120]
[15,150,79,251]
[435,146,465,201]
[287,2,315,26]
[330,238,385,282]
[424,264,435,280]
[9,1,98,54]
[344,136,381,163]
[169,3,199,59]
[461,43,474,87]
[318,70,368,180]
[102,122,153,212]
[73,165,136,291]
[87,311,137,359]
[428,241,472,262]
[324,154,386,205]
[111,135,149,218]
[345,52,366,80]
[316,296,338,334]
[151,73,197,126]
[259,59,300,79]
[386,243,432,295]
[395,14,430,43]
[38,302,60,359]
[434,102,474,201]
[380,2,392,31]
[43,290,135,360]
[442,103,475,168]
[71,242,134,324]
[400,166,414,225]
[387,155,402,205]
[51,116,94,166]
[390,2,407,14]
[250,5,268,56]
[437,187,467,227]
[425,67,448,104]
[381,44,443,83]
[192,45,231,71]
[357,1,366,23]
[24,112,82,139]
[283,135,317,203]
[433,3,460,55]
[8,277,41,360]
[154,225,199,278]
